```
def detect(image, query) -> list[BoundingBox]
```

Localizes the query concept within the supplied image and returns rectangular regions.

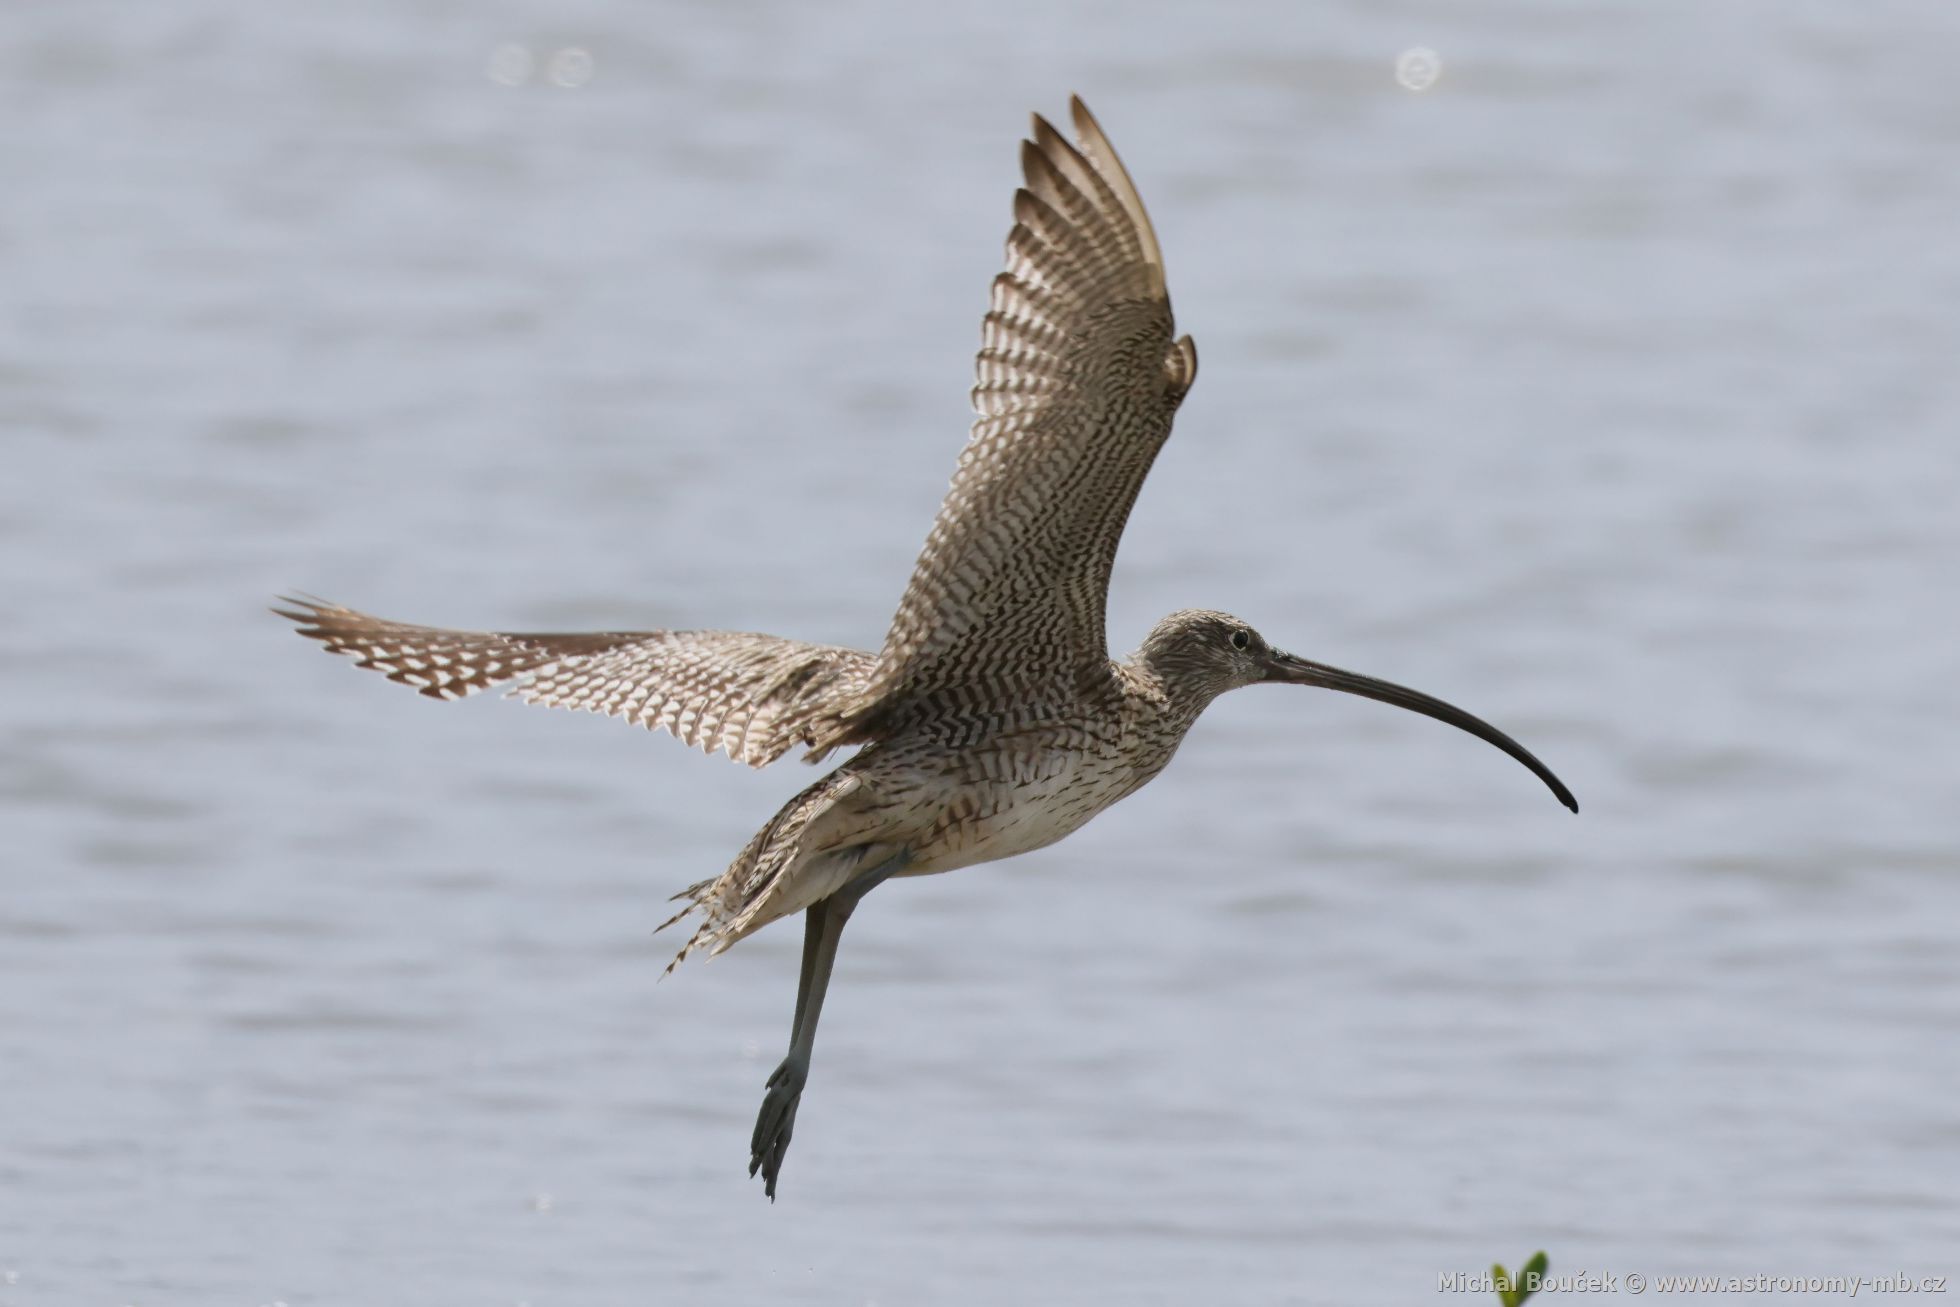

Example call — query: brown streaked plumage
[278,97,1576,1201]
[274,598,871,768]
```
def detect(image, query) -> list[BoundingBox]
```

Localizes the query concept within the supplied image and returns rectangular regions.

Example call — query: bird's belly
[894,742,1138,876]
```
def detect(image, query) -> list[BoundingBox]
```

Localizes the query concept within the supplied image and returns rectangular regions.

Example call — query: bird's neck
[1115,657,1219,743]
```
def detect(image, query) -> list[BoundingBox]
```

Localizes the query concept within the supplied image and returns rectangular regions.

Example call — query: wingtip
[272,595,322,625]
[1054,94,1166,296]
[271,592,336,621]
[1017,137,1043,177]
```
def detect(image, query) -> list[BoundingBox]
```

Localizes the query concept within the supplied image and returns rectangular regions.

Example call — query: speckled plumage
[279,98,1575,1200]
[275,599,871,768]
[281,97,1204,964]
[805,104,1197,757]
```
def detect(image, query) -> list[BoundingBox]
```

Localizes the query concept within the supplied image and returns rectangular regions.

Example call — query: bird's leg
[747,900,834,1200]
[749,850,904,1200]
[749,904,826,1193]
[789,890,823,1036]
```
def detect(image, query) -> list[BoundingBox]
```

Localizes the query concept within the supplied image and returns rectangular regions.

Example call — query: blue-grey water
[4,2,1957,1303]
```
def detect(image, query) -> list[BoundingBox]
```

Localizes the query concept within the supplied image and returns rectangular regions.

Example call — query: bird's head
[1136,609,1286,697]
[1135,608,1577,812]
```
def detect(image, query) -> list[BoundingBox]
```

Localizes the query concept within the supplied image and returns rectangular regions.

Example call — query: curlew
[278,97,1576,1200]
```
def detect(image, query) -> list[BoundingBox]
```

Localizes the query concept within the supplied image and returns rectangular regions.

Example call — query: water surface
[3,2,1957,1302]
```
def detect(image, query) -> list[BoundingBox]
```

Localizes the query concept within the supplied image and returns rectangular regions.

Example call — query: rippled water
[5,2,1957,1303]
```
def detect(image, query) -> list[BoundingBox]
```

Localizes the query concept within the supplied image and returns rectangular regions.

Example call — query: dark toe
[749,1085,800,1200]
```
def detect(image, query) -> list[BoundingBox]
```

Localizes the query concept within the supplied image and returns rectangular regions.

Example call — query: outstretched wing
[276,597,872,768]
[813,97,1196,748]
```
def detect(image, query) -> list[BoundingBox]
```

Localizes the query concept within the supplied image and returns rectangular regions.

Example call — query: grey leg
[749,849,903,1200]
[789,888,823,1036]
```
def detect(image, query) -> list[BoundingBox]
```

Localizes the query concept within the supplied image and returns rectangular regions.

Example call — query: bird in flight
[279,96,1576,1200]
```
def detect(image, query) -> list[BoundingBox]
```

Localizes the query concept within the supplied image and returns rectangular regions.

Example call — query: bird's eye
[1230,629,1251,650]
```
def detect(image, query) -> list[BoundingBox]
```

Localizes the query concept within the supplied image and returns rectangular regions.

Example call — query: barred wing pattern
[276,597,872,768]
[815,97,1197,747]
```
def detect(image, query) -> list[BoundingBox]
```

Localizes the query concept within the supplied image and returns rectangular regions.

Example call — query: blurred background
[3,1,1956,1303]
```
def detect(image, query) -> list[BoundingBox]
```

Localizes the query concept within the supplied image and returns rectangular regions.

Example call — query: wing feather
[276,597,871,768]
[808,97,1196,751]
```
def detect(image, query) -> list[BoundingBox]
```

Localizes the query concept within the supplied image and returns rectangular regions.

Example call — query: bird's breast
[883,718,1160,876]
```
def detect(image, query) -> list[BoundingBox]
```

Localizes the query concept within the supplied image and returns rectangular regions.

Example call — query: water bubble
[487,42,533,86]
[1395,46,1442,92]
[547,47,595,89]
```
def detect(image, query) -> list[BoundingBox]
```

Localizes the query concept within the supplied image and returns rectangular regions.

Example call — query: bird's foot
[749,1056,806,1201]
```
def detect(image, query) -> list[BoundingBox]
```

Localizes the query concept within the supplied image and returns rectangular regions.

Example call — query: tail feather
[656,853,765,975]
[654,771,897,974]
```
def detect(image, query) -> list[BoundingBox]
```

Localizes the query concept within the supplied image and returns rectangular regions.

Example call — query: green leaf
[1520,1251,1549,1302]
[1490,1251,1549,1306]
[1492,1261,1517,1307]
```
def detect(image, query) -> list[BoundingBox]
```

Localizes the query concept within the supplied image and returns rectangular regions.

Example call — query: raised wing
[276,597,872,768]
[810,97,1196,751]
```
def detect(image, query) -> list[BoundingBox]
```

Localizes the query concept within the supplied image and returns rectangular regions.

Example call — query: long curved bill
[1264,652,1578,813]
